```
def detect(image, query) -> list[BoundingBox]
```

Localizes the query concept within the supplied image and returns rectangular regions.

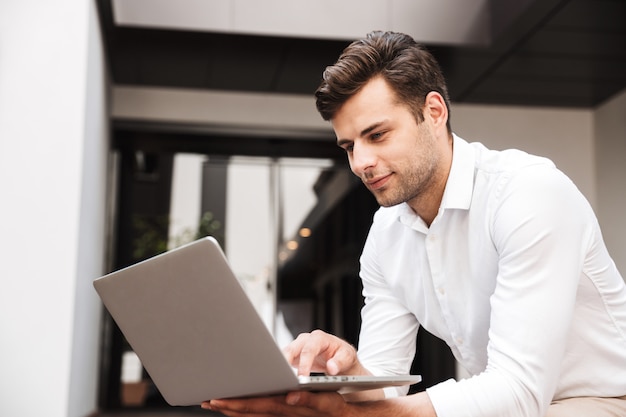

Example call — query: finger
[286,391,348,415]
[283,333,310,367]
[285,331,331,376]
[283,330,359,377]
[297,330,334,376]
[301,331,359,376]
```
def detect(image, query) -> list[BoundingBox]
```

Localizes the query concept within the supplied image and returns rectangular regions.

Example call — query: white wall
[451,104,596,206]
[0,1,108,417]
[594,89,626,275]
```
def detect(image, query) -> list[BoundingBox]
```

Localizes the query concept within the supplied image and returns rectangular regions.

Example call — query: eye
[338,142,354,154]
[370,131,384,140]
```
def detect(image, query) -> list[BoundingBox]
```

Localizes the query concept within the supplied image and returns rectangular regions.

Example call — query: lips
[364,173,391,190]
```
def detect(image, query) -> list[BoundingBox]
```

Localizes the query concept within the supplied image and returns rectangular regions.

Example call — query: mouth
[364,173,392,191]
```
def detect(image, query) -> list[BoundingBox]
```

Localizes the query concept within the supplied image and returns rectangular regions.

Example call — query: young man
[203,31,626,417]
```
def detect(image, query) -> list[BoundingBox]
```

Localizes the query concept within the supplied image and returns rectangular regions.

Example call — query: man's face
[332,77,448,209]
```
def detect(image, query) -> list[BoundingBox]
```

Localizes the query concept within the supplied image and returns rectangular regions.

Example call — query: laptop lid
[93,237,420,405]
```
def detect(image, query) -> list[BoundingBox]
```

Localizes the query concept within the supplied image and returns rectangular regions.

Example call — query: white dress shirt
[356,135,626,417]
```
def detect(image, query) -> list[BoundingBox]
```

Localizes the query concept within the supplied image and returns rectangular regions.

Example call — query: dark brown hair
[315,31,451,132]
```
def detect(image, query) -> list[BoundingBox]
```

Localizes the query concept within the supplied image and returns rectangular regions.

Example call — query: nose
[350,141,377,176]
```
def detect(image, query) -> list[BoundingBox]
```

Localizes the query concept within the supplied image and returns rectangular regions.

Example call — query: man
[202,31,626,417]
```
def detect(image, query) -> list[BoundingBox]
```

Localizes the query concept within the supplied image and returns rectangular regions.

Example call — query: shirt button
[456,337,464,345]
[437,287,445,295]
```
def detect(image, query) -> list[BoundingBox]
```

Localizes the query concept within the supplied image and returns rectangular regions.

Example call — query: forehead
[331,77,406,137]
[348,76,398,111]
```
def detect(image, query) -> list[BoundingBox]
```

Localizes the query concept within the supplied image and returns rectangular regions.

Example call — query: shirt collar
[441,134,475,211]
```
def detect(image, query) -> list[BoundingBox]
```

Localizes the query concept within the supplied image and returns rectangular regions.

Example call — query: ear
[424,91,448,132]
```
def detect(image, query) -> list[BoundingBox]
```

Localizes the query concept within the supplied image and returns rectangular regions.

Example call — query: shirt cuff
[426,378,461,417]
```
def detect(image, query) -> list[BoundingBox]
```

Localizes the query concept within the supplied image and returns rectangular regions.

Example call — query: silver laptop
[93,236,421,406]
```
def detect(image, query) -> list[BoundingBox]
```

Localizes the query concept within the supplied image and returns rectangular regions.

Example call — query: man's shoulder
[462,139,556,177]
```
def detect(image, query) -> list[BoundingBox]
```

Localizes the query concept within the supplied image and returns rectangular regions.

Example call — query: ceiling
[96,0,626,111]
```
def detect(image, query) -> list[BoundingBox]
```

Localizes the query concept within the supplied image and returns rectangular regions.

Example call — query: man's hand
[202,391,350,417]
[283,329,367,377]
[199,330,441,416]
[201,390,439,417]
[199,330,374,416]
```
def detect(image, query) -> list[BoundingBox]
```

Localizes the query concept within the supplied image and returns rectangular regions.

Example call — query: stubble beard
[371,164,438,208]
[370,140,441,208]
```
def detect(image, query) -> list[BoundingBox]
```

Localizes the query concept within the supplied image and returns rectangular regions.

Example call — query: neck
[408,135,453,226]
[407,181,445,227]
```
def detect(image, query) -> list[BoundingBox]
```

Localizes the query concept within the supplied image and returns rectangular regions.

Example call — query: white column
[0,1,108,416]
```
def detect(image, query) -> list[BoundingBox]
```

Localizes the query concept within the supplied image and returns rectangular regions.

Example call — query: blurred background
[0,0,624,416]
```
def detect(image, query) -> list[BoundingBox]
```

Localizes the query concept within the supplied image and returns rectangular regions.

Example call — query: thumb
[326,358,340,375]
[326,344,359,375]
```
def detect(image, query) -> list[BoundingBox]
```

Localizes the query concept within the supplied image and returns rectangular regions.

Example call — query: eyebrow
[360,121,385,137]
[336,138,351,148]
[336,121,386,147]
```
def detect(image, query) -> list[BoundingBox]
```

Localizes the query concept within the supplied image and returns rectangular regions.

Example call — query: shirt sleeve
[356,212,420,396]
[428,164,596,417]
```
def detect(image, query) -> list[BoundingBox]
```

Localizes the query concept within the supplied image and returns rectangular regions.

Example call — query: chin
[374,195,404,208]
[380,201,405,208]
